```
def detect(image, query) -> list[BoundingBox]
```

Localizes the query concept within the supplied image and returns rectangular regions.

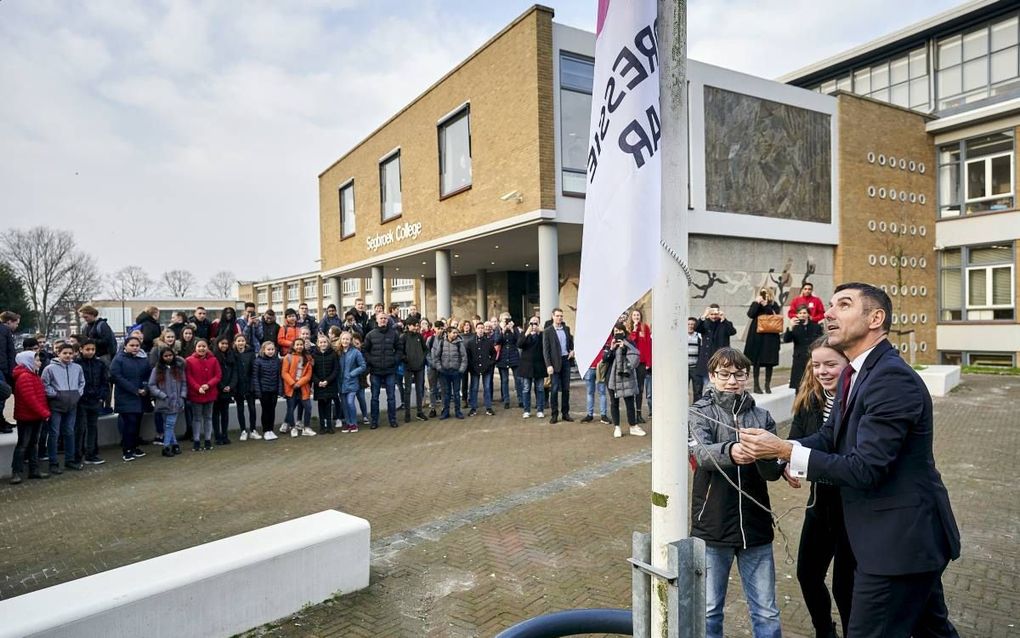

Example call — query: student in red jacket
[627,309,652,423]
[185,339,222,451]
[10,351,50,483]
[786,282,826,323]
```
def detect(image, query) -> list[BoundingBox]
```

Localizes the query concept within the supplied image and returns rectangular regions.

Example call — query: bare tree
[161,270,196,298]
[108,265,154,300]
[205,270,237,298]
[1,227,102,336]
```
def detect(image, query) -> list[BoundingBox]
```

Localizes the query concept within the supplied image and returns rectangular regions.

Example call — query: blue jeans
[440,372,463,417]
[583,368,607,416]
[285,395,312,428]
[370,373,397,425]
[705,543,781,638]
[48,409,76,465]
[162,412,179,446]
[497,367,522,406]
[518,377,545,413]
[356,387,368,420]
[469,370,493,410]
[342,392,359,426]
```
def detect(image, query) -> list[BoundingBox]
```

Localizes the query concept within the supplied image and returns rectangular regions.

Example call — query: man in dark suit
[740,282,960,638]
[542,308,574,424]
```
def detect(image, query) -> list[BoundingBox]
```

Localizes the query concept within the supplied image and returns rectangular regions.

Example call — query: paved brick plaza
[1,374,1017,637]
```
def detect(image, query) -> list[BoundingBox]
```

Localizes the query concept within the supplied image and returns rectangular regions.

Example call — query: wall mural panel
[704,86,832,223]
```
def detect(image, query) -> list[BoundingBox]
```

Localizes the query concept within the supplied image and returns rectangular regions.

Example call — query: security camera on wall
[500,190,523,203]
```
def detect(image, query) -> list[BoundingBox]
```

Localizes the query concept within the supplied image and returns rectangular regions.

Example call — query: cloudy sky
[1,0,961,291]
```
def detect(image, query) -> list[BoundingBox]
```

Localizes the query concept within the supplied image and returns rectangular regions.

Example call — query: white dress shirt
[788,343,879,478]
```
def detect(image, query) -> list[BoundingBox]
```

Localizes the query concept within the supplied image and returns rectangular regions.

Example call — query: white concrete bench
[916,365,961,397]
[0,509,371,638]
[0,430,15,482]
[749,386,796,424]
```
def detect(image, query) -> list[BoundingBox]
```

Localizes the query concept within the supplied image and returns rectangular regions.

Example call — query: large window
[439,107,471,197]
[341,279,359,295]
[271,286,283,303]
[815,47,929,111]
[321,281,332,297]
[287,283,299,302]
[391,278,414,292]
[937,15,1020,111]
[303,281,317,298]
[380,151,402,222]
[560,53,595,196]
[340,181,356,238]
[938,130,1014,217]
[257,290,268,305]
[940,244,1015,320]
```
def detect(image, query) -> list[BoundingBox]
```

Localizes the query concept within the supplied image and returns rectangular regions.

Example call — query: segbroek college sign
[366,221,423,252]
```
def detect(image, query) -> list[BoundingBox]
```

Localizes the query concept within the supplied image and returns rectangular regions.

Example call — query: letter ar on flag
[575,0,661,372]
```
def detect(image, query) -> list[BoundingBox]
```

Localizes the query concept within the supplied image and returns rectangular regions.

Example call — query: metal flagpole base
[630,534,706,638]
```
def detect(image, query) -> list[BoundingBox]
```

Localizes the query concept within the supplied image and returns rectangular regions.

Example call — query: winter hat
[15,351,36,370]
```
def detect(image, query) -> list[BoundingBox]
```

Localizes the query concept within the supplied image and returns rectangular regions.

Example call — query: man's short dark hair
[244,302,256,309]
[707,347,751,373]
[57,344,74,353]
[687,316,698,322]
[285,308,297,317]
[708,303,720,309]
[196,306,206,312]
[834,282,892,333]
[802,282,813,289]
[79,338,96,347]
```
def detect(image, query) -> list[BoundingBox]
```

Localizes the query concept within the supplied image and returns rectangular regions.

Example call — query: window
[287,283,299,302]
[391,278,414,292]
[271,286,283,303]
[304,281,317,298]
[257,290,268,305]
[938,130,1014,217]
[560,53,594,196]
[940,244,1015,320]
[815,48,930,111]
[937,15,1020,111]
[341,279,360,295]
[339,181,355,238]
[439,106,471,197]
[380,152,402,222]
[364,278,373,293]
[321,281,333,297]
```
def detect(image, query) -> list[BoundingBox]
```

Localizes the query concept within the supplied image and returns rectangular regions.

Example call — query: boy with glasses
[688,347,784,638]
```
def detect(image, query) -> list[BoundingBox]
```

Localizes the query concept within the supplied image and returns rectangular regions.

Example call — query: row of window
[257,281,335,305]
[811,12,1020,113]
[339,108,472,239]
[938,130,1015,218]
[940,243,1015,321]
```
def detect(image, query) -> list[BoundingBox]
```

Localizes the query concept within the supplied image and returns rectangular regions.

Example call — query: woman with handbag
[743,287,782,394]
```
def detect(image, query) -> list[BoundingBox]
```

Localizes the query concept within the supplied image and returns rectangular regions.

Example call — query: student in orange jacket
[277,309,301,356]
[281,337,316,438]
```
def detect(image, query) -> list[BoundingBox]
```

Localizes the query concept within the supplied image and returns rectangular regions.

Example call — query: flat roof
[780,0,1017,86]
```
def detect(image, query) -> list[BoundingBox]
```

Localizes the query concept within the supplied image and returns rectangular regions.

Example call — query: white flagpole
[651,0,689,635]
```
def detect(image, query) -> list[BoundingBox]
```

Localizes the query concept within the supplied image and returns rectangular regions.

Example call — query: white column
[371,266,384,308]
[475,270,488,318]
[652,1,691,636]
[435,249,452,320]
[537,224,559,321]
[328,276,342,311]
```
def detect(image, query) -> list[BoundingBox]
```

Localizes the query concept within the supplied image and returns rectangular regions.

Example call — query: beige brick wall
[837,94,938,363]
[318,6,556,273]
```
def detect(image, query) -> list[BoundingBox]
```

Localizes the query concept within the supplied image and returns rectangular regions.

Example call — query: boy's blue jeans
[582,367,607,416]
[370,373,397,425]
[469,370,493,410]
[48,409,76,465]
[704,543,781,638]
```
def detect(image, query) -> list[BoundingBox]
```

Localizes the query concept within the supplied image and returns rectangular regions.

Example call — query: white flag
[574,0,661,372]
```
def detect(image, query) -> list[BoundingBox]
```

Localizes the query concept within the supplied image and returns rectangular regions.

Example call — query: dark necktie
[839,365,854,413]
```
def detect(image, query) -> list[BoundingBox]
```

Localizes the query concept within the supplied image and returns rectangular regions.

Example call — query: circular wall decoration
[867,152,876,164]
[899,158,907,169]
[920,341,928,352]
[909,193,917,203]
[868,220,877,231]
[911,313,918,323]
[909,257,918,268]
[919,226,927,236]
[919,194,927,205]
[910,286,918,296]
[889,155,896,166]
[919,257,927,268]
[900,342,909,353]
[900,313,909,324]
[890,285,897,296]
[920,313,927,322]
[919,163,926,173]
[900,285,909,295]
[910,225,917,235]
[909,160,916,171]
[879,221,888,232]
[890,255,899,267]
[920,286,927,296]
[879,255,889,266]
[879,187,887,199]
[880,284,888,292]
[890,222,898,233]
[891,314,898,324]
[868,185,877,198]
[900,190,908,202]
[879,154,887,166]
[868,254,878,265]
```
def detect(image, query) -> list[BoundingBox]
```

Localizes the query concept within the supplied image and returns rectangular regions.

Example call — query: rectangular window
[938,130,1014,217]
[304,281,317,298]
[321,281,332,297]
[271,286,283,303]
[938,14,1020,110]
[844,47,929,111]
[940,244,1016,321]
[341,279,359,295]
[390,278,414,292]
[287,284,299,301]
[560,52,594,196]
[364,278,373,293]
[339,181,355,238]
[380,151,402,222]
[257,290,268,305]
[438,106,471,197]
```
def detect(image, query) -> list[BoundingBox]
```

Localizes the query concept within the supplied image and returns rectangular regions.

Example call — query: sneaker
[389,421,398,428]
[339,424,350,432]
[290,428,300,438]
[485,408,495,416]
[334,419,343,431]
[613,426,622,438]
[630,425,647,436]
[468,409,477,417]
[204,440,213,450]
[439,413,450,421]
[349,425,359,433]
[455,413,465,420]
[122,452,136,462]
[193,441,202,451]
[84,456,105,465]
[152,440,163,446]
[161,448,173,458]
[250,430,263,440]
[600,414,611,424]
[416,412,428,421]
[239,430,249,442]
[536,411,545,418]
[362,418,370,426]
[369,423,379,429]
[28,470,50,479]
[581,414,594,423]
[9,473,23,485]
[64,462,83,471]
[221,437,231,445]
[504,402,510,410]
[279,424,290,434]
[428,408,437,418]
[131,448,146,458]
[522,412,531,419]
[302,427,317,437]
[404,413,411,424]
[172,445,181,455]
[49,464,63,475]
[263,431,278,441]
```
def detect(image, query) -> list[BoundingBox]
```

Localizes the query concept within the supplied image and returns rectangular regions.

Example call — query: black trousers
[317,399,334,427]
[608,389,636,426]
[118,412,142,453]
[259,392,277,431]
[797,486,854,636]
[74,404,100,461]
[235,393,257,432]
[12,420,42,475]
[634,363,647,414]
[847,566,958,638]
[403,368,425,416]
[688,365,704,400]
[212,396,232,441]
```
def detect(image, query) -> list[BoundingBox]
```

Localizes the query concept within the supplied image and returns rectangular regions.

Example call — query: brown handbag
[756,314,783,334]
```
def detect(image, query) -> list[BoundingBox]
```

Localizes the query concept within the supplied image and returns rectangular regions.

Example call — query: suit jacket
[797,339,960,576]
[542,323,574,372]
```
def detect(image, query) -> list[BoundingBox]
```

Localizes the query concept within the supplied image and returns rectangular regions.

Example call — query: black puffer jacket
[399,332,429,372]
[467,336,497,374]
[689,389,783,548]
[214,348,238,394]
[363,324,399,375]
[76,355,109,408]
[233,350,255,396]
[311,347,339,400]
[251,354,281,394]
